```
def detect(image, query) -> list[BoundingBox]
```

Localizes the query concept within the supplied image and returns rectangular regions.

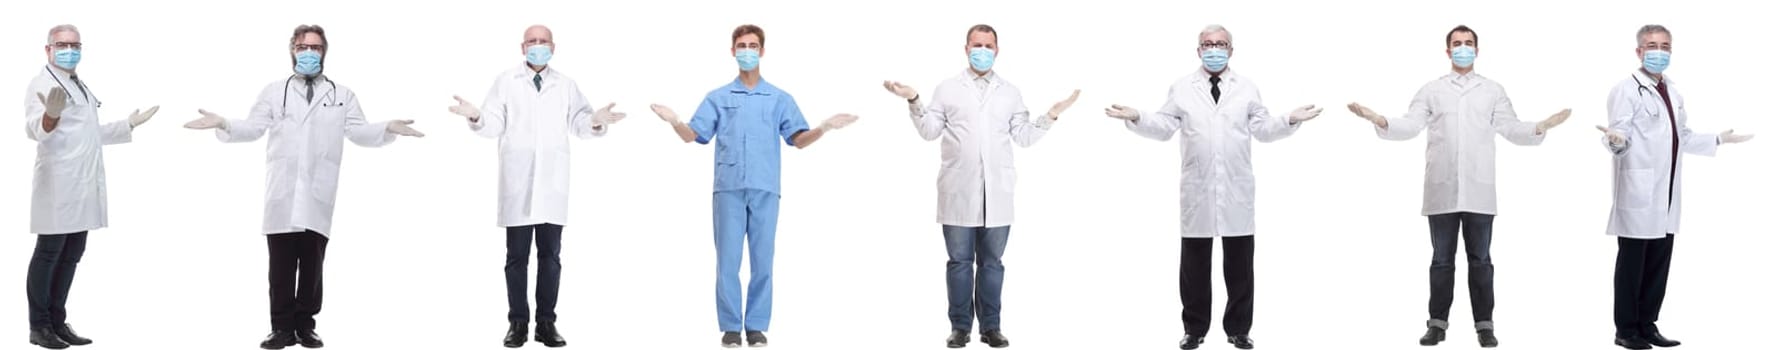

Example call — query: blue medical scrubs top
[688,77,811,195]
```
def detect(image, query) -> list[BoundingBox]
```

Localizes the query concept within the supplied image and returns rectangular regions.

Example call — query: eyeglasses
[49,42,82,50]
[1199,41,1230,50]
[293,44,326,52]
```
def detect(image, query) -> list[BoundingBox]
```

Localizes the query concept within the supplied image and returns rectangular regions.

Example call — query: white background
[1,0,1771,349]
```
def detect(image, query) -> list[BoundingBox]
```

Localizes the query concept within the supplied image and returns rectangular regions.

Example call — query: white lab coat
[215,75,396,237]
[1124,69,1299,238]
[909,70,1051,228]
[24,66,133,235]
[1376,72,1544,216]
[1602,71,1717,239]
[468,65,605,227]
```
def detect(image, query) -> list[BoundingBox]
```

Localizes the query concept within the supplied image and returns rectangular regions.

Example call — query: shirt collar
[45,65,75,81]
[1632,69,1666,88]
[961,69,1002,88]
[1190,68,1236,84]
[727,76,777,96]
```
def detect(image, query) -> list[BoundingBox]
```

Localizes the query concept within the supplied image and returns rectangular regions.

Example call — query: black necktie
[303,77,316,103]
[1209,76,1222,103]
[533,74,542,91]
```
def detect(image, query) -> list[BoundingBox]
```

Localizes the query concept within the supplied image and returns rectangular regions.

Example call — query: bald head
[524,25,553,43]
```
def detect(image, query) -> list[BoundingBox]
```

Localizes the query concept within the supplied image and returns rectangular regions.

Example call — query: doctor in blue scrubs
[647,24,859,348]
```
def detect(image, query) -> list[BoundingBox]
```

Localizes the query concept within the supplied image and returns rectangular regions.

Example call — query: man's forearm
[672,121,698,143]
[792,128,824,149]
[41,114,57,133]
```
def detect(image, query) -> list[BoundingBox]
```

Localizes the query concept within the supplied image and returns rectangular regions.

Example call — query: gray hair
[1200,24,1232,46]
[1637,24,1670,45]
[46,24,79,45]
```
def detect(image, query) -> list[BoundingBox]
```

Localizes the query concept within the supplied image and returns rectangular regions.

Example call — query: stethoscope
[281,74,343,112]
[45,66,100,108]
[1631,74,1655,98]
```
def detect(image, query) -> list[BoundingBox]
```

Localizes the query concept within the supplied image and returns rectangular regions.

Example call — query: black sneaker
[1477,329,1498,348]
[980,329,1009,348]
[1420,327,1446,346]
[721,332,743,348]
[746,331,768,347]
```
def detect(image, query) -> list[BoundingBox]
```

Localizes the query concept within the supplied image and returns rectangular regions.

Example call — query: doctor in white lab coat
[1346,25,1572,348]
[1597,25,1752,350]
[1102,25,1319,350]
[23,24,159,349]
[445,25,624,349]
[182,24,422,350]
[881,24,1079,349]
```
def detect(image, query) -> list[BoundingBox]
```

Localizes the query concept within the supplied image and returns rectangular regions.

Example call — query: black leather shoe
[49,323,90,346]
[295,329,323,348]
[260,330,298,350]
[946,329,970,348]
[535,322,567,348]
[1643,332,1680,348]
[1616,337,1653,350]
[721,332,742,348]
[1228,335,1255,349]
[979,329,1009,348]
[30,327,70,349]
[503,322,527,348]
[1178,334,1205,350]
[745,331,768,348]
[1477,329,1498,348]
[1420,327,1446,346]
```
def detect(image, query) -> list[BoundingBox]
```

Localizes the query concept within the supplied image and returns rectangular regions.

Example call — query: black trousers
[506,224,563,323]
[1427,212,1495,325]
[1614,234,1675,338]
[26,231,88,329]
[1180,236,1254,337]
[268,231,328,331]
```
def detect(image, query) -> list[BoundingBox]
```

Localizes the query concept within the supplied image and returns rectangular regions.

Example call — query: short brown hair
[1445,25,1476,47]
[732,24,764,46]
[966,24,997,44]
[291,24,328,51]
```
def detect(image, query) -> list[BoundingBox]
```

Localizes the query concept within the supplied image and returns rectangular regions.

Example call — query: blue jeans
[1427,212,1495,325]
[714,189,779,332]
[943,225,1010,332]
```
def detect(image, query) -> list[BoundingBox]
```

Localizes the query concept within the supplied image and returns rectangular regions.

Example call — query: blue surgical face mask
[1200,48,1229,72]
[293,50,323,76]
[1642,50,1670,74]
[735,48,760,72]
[968,47,995,72]
[525,44,552,67]
[53,49,80,70]
[1451,45,1477,68]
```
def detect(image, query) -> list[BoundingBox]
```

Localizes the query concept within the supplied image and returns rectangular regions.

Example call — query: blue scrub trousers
[714,189,779,332]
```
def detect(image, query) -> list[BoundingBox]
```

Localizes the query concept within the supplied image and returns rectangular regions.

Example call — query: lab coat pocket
[1615,168,1655,211]
[936,167,977,221]
[1427,157,1456,184]
[311,160,342,205]
[992,166,1017,195]
[1231,175,1256,210]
